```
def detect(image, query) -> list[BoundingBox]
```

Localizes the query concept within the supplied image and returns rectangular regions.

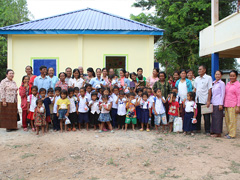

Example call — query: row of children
[26,75,197,135]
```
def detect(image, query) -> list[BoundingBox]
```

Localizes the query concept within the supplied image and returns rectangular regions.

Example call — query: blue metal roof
[0,8,164,35]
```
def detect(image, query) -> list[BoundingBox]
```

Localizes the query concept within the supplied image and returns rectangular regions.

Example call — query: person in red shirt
[172,71,180,87]
[168,92,180,132]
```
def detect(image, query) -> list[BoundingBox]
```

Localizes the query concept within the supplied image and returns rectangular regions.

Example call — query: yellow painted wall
[8,34,154,91]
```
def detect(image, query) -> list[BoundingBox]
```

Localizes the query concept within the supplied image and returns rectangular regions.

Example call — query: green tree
[0,0,32,80]
[131,0,238,75]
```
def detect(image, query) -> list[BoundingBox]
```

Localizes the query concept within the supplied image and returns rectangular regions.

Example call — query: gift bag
[65,116,71,125]
[173,117,183,132]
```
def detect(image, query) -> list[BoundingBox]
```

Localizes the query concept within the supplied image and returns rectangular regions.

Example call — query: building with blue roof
[0,8,164,87]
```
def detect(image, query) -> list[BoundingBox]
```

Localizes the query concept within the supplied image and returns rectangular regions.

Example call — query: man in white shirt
[194,65,212,134]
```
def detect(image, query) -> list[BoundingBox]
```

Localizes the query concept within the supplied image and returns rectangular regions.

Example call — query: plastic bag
[173,117,183,132]
[65,116,71,125]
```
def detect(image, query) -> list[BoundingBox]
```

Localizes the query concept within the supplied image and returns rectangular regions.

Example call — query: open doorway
[104,55,127,76]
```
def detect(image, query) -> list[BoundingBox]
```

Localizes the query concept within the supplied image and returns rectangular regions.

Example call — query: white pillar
[211,0,219,25]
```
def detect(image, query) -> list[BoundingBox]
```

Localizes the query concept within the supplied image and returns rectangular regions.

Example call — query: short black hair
[137,68,143,72]
[68,87,74,94]
[60,89,68,96]
[102,94,109,100]
[58,72,67,78]
[172,87,178,91]
[230,70,238,76]
[173,71,180,75]
[159,71,166,78]
[172,92,177,98]
[187,92,196,101]
[39,88,46,94]
[142,92,149,98]
[6,69,14,75]
[215,70,223,75]
[187,69,193,74]
[102,67,107,72]
[120,69,126,74]
[31,86,38,91]
[36,99,43,105]
[47,88,54,93]
[199,65,207,70]
[113,86,119,91]
[154,88,161,94]
[74,87,79,92]
[80,87,86,92]
[129,92,135,97]
[136,88,143,93]
[91,91,98,97]
[25,65,33,71]
[180,69,186,74]
[85,83,92,88]
[55,87,61,92]
[119,90,125,96]
[39,65,47,71]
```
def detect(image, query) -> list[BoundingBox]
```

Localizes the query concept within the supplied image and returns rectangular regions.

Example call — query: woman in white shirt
[68,68,84,89]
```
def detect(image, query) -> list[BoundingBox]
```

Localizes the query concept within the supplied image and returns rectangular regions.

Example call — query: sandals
[23,128,28,131]
[191,133,195,136]
[225,135,233,139]
[32,128,35,132]
[146,128,150,132]
[72,128,76,131]
[139,128,143,131]
[67,128,71,131]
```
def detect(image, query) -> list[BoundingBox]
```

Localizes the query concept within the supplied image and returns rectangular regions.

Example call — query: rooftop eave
[0,30,164,36]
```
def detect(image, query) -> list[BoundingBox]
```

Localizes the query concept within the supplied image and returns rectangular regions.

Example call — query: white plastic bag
[173,117,183,132]
[65,116,71,125]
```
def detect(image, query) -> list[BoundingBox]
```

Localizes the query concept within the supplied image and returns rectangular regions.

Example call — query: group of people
[0,64,239,139]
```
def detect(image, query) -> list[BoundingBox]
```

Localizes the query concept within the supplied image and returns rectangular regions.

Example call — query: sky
[26,0,152,20]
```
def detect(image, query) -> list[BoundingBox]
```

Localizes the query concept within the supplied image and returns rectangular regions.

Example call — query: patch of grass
[153,150,158,153]
[202,173,214,180]
[170,175,181,178]
[159,170,169,179]
[25,144,32,147]
[157,138,163,141]
[21,153,35,159]
[55,157,65,162]
[90,177,99,180]
[200,145,208,149]
[143,159,151,167]
[149,170,155,174]
[12,145,22,148]
[215,138,223,142]
[76,171,84,174]
[107,157,117,166]
[230,161,240,173]
[126,153,130,157]
[140,146,144,149]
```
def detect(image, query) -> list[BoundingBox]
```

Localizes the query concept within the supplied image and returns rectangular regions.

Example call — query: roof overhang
[0,30,163,36]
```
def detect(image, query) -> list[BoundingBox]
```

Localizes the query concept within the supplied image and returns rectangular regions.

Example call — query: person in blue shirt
[89,68,106,89]
[34,65,51,92]
[47,67,59,90]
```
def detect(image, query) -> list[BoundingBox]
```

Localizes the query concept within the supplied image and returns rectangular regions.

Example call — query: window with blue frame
[32,58,58,76]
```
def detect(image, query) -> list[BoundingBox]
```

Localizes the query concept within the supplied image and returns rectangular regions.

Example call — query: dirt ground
[1,120,240,180]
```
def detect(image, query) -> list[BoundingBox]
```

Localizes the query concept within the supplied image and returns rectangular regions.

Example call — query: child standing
[68,88,78,131]
[116,90,127,130]
[135,88,143,126]
[98,95,114,133]
[85,83,92,102]
[183,92,197,136]
[139,92,151,132]
[125,92,137,131]
[78,87,89,130]
[53,87,61,131]
[89,92,100,130]
[57,90,70,132]
[152,88,167,133]
[42,88,53,132]
[19,75,30,131]
[27,86,38,132]
[168,92,180,133]
[111,86,119,128]
[34,99,46,135]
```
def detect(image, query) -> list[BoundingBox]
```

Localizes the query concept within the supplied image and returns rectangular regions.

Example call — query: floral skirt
[98,113,112,122]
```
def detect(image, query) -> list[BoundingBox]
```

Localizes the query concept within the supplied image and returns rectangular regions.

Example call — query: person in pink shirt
[19,75,30,131]
[224,70,240,139]
[147,68,159,88]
